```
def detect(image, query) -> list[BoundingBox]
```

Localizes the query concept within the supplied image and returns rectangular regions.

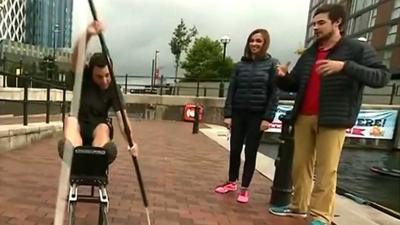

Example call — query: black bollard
[270,111,294,207]
[218,81,224,97]
[192,105,199,134]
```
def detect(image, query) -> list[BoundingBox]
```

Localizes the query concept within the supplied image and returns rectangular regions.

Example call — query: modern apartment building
[25,0,73,49]
[305,0,399,75]
[0,0,26,42]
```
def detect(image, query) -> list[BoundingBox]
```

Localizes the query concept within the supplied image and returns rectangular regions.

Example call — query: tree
[181,37,234,81]
[169,19,197,82]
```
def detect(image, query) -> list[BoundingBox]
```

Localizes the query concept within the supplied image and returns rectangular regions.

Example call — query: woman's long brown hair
[243,28,270,59]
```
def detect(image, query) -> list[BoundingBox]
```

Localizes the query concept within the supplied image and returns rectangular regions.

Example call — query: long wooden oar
[53,14,87,225]
[87,1,151,224]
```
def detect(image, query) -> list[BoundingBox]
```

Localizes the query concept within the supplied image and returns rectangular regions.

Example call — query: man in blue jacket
[269,4,390,225]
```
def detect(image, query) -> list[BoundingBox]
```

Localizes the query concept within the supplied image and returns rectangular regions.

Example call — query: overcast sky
[72,0,311,77]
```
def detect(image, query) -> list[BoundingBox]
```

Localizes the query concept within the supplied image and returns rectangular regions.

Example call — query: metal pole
[219,43,227,98]
[389,83,396,105]
[53,24,59,60]
[192,105,199,134]
[270,111,294,207]
[2,57,6,87]
[46,84,51,123]
[53,34,56,60]
[222,43,227,61]
[18,59,23,87]
[23,76,28,126]
[159,75,164,96]
[218,81,224,98]
[196,75,200,97]
[124,73,128,94]
[151,59,155,91]
[62,85,67,127]
[154,50,158,84]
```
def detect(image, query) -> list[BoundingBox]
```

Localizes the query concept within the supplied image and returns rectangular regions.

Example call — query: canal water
[258,144,400,213]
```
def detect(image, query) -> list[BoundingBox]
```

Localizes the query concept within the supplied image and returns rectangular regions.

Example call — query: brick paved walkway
[0,120,306,225]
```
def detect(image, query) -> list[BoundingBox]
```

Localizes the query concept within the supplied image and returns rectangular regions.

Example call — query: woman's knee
[94,123,110,134]
[93,123,111,139]
[103,141,118,164]
[92,123,111,147]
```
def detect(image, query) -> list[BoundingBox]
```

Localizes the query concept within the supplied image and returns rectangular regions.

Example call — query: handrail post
[124,73,128,94]
[192,105,200,134]
[23,75,29,126]
[160,75,164,96]
[196,76,200,97]
[62,84,67,127]
[389,83,396,105]
[218,80,224,97]
[2,57,6,87]
[46,84,51,123]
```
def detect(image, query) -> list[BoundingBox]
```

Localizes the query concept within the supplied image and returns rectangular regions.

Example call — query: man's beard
[315,29,334,43]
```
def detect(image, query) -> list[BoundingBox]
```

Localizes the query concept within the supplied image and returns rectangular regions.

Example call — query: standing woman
[215,28,279,203]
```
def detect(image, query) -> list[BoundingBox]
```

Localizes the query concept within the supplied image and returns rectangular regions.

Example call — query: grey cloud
[73,0,310,77]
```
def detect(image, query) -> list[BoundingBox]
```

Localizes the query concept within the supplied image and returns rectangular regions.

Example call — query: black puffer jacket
[277,37,391,128]
[224,54,279,122]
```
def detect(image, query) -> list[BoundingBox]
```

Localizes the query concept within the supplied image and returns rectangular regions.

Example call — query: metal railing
[116,74,229,98]
[0,71,68,126]
[116,74,400,104]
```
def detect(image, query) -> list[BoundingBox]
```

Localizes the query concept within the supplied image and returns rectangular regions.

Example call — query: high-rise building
[0,0,26,42]
[305,0,400,75]
[25,0,73,49]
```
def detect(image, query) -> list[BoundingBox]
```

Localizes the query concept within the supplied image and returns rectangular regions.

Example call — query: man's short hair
[314,4,346,31]
[88,52,107,74]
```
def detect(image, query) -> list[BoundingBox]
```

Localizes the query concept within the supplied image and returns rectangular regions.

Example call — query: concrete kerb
[0,122,63,154]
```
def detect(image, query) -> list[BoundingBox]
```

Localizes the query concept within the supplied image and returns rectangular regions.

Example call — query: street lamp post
[15,58,23,87]
[152,50,159,91]
[151,59,155,90]
[220,36,230,61]
[53,24,59,60]
[51,24,60,81]
[219,36,231,97]
[2,56,6,87]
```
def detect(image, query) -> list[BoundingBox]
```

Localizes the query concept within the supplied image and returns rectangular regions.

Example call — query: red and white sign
[183,104,204,122]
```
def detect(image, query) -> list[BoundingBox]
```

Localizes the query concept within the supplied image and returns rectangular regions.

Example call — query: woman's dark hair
[314,4,346,31]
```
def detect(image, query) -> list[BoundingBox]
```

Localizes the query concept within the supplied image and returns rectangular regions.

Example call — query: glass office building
[25,0,73,49]
[305,0,399,74]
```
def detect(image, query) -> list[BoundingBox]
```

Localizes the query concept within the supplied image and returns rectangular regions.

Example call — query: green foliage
[169,19,197,79]
[181,36,234,81]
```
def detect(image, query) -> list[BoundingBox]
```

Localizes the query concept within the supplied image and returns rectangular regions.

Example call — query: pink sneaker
[237,189,249,203]
[215,181,237,194]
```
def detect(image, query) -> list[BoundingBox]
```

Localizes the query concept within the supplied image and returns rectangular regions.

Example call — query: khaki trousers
[291,115,346,223]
